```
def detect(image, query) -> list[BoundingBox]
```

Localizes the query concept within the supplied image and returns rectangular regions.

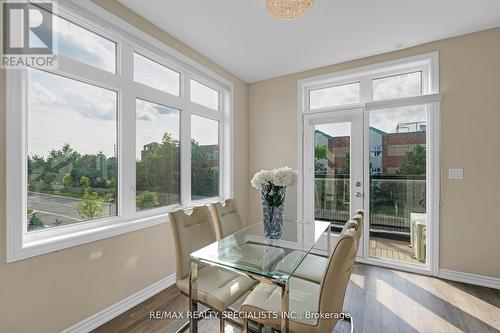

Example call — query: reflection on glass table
[189,219,330,332]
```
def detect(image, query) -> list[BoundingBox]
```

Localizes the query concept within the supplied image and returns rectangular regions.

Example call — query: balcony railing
[315,174,426,235]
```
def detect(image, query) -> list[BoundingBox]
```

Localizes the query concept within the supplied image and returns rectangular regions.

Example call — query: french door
[303,108,364,256]
[302,104,437,273]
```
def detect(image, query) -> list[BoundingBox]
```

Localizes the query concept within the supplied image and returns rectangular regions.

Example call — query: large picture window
[27,68,118,231]
[6,2,233,262]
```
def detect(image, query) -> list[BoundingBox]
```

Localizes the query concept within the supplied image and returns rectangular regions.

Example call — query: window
[191,115,219,200]
[6,3,232,262]
[190,79,219,110]
[136,99,180,211]
[300,52,439,272]
[134,52,180,96]
[54,14,116,73]
[309,82,359,109]
[27,68,118,231]
[373,71,422,101]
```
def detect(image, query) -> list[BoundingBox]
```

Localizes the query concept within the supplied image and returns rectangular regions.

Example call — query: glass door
[366,104,431,267]
[303,109,364,253]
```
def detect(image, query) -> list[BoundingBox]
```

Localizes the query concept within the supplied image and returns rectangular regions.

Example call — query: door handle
[355,192,362,198]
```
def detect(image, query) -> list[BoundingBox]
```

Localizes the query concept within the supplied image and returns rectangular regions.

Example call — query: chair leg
[343,316,354,333]
[189,300,198,333]
[219,312,225,333]
[242,317,249,333]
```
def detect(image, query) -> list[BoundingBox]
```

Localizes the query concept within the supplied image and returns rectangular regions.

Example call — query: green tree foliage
[77,189,103,220]
[43,172,56,184]
[80,176,91,189]
[398,145,426,175]
[136,133,180,205]
[314,144,328,173]
[77,175,103,219]
[106,178,117,189]
[136,191,160,209]
[191,139,219,198]
[28,214,44,231]
[63,173,73,190]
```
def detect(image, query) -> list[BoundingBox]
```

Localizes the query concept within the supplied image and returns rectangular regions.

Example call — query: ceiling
[117,0,500,83]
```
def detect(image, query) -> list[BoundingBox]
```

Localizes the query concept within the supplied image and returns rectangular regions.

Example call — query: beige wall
[248,28,500,278]
[0,1,248,332]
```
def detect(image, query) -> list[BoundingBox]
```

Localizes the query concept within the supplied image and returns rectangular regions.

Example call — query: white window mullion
[180,74,192,207]
[119,42,136,217]
[189,102,223,121]
[359,75,372,104]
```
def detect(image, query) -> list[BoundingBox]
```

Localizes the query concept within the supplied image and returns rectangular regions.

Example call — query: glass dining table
[189,219,331,333]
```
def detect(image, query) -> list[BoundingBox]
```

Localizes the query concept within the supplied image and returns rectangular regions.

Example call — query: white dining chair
[169,206,256,332]
[241,223,359,333]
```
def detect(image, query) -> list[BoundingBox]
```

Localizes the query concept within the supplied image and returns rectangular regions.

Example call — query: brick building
[316,121,426,175]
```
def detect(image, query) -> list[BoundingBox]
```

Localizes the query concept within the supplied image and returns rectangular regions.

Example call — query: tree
[63,173,73,191]
[398,145,426,175]
[28,214,44,231]
[80,176,91,189]
[77,190,103,220]
[136,133,180,204]
[314,144,328,173]
[43,172,56,185]
[77,175,103,219]
[191,139,218,198]
[106,177,117,190]
[136,191,160,209]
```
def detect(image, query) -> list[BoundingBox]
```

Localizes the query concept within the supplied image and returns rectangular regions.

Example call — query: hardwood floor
[369,237,423,265]
[92,264,500,333]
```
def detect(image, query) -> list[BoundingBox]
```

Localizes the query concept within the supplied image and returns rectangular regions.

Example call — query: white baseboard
[60,274,176,333]
[439,269,500,290]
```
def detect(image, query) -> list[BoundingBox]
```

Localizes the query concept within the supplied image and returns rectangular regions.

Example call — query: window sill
[7,213,170,263]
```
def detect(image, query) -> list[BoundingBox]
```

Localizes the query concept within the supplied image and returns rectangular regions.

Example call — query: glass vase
[261,184,287,239]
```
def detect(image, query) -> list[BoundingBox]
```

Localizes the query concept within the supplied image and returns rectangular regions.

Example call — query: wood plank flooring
[370,237,423,265]
[92,264,500,333]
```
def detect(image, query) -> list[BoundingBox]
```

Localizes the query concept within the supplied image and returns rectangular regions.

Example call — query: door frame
[296,53,441,276]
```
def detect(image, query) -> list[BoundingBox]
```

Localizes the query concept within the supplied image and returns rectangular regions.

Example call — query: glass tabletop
[190,220,330,283]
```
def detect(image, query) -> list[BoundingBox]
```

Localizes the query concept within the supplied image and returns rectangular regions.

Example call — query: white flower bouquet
[251,167,298,190]
[251,167,298,239]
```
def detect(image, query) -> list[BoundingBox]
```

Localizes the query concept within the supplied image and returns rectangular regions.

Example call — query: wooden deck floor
[92,264,500,333]
[370,236,423,265]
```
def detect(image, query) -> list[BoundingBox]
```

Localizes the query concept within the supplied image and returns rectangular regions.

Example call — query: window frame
[6,0,234,262]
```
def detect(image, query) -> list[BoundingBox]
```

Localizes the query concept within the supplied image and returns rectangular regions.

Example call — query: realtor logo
[2,1,57,68]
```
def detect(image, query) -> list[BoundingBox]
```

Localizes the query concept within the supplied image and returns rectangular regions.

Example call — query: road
[28,191,116,227]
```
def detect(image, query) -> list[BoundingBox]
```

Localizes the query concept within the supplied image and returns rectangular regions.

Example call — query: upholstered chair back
[209,199,243,240]
[340,219,358,234]
[353,211,364,246]
[317,227,358,333]
[169,206,216,281]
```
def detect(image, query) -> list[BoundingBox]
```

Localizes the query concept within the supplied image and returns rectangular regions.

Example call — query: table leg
[280,282,289,333]
[189,261,198,333]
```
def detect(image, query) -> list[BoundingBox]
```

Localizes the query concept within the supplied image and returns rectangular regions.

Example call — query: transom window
[6,3,233,262]
[309,82,360,109]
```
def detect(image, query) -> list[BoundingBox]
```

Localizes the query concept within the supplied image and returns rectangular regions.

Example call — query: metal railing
[314,174,426,235]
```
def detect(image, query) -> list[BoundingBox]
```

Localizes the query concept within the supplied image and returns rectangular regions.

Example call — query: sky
[315,105,427,139]
[28,14,219,159]
[310,71,422,110]
[314,71,426,136]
